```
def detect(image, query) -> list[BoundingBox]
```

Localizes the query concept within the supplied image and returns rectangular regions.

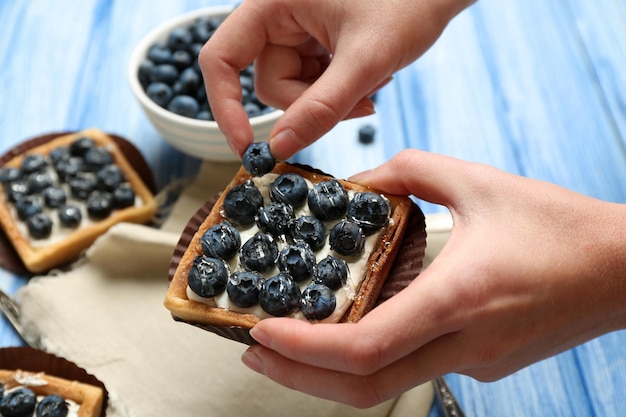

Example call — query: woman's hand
[241,149,626,408]
[199,0,473,160]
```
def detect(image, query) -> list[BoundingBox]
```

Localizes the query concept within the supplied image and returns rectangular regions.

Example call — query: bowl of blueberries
[128,6,282,162]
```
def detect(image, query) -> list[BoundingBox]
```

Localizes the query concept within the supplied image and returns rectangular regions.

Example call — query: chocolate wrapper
[0,346,108,417]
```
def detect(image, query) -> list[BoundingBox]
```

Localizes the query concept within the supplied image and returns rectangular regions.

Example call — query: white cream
[186,173,389,323]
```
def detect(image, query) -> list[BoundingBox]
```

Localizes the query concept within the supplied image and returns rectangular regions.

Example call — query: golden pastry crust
[0,369,104,417]
[0,128,157,273]
[164,162,412,330]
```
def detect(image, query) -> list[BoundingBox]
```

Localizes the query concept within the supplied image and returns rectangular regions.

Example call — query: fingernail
[269,129,300,161]
[249,326,269,346]
[241,349,264,374]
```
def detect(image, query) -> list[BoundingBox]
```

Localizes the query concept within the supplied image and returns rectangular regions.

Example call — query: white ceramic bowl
[128,6,282,162]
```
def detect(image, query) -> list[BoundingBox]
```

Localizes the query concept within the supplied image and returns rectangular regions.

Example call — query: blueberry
[329,220,365,256]
[54,156,84,182]
[0,387,36,417]
[259,273,301,316]
[347,191,391,235]
[307,179,349,221]
[313,255,349,291]
[70,137,96,157]
[196,110,213,121]
[290,215,327,251]
[227,270,263,308]
[300,284,336,321]
[42,186,67,208]
[240,232,279,273]
[358,124,376,145]
[27,213,53,239]
[0,167,21,184]
[255,202,295,237]
[277,242,316,282]
[84,147,113,172]
[167,27,193,50]
[176,67,201,94]
[86,191,114,219]
[58,204,82,228]
[69,173,97,200]
[147,42,172,64]
[167,95,199,118]
[187,255,229,298]
[200,221,241,260]
[270,173,308,208]
[170,49,193,70]
[113,185,136,209]
[36,394,69,417]
[15,195,43,221]
[242,142,276,176]
[146,82,173,107]
[96,165,125,191]
[222,180,264,226]
[49,146,70,164]
[138,59,155,88]
[21,153,48,174]
[6,180,30,202]
[27,171,54,193]
[150,64,179,85]
[243,102,262,118]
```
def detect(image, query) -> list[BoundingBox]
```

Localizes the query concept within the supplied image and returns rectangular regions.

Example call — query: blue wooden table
[1,1,625,416]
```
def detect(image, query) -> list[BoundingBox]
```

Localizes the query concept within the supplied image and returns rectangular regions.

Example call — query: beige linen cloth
[15,162,447,417]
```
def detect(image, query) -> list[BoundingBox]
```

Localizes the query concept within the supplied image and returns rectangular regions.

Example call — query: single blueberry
[347,191,391,235]
[0,387,36,417]
[69,173,97,200]
[49,146,70,164]
[6,180,30,202]
[146,82,173,107]
[259,273,301,317]
[150,64,179,85]
[96,165,125,191]
[27,213,53,239]
[270,173,308,208]
[329,220,365,256]
[86,191,114,219]
[170,49,193,70]
[290,215,327,251]
[176,67,201,94]
[300,283,336,321]
[27,171,54,193]
[243,102,262,118]
[167,27,194,50]
[307,179,349,221]
[147,42,172,65]
[84,147,113,172]
[167,95,199,118]
[36,394,69,417]
[70,137,96,157]
[113,185,136,209]
[42,186,67,208]
[313,255,349,291]
[54,156,84,182]
[222,180,264,225]
[0,167,21,184]
[358,124,376,145]
[138,59,155,88]
[255,202,295,237]
[21,153,48,174]
[58,204,82,228]
[187,255,229,298]
[241,142,276,176]
[195,110,213,121]
[200,221,241,260]
[190,19,214,43]
[277,242,317,282]
[240,232,279,273]
[15,195,43,221]
[227,271,263,308]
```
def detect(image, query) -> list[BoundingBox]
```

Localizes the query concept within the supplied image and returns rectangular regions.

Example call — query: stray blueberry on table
[0,387,37,417]
[242,142,276,176]
[277,242,317,282]
[307,179,349,221]
[358,124,376,145]
[259,273,301,316]
[227,270,263,308]
[347,191,391,235]
[36,394,69,417]
[329,220,365,256]
[240,232,279,273]
[188,255,229,298]
[290,215,327,251]
[27,213,53,239]
[313,255,349,291]
[86,191,114,219]
[255,201,294,237]
[58,204,82,228]
[270,172,308,208]
[200,221,241,260]
[300,283,336,321]
[222,180,264,225]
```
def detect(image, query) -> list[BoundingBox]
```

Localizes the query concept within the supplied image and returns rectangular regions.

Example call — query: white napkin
[15,161,436,417]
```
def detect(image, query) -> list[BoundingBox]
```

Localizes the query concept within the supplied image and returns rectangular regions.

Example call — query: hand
[241,149,626,408]
[199,0,473,160]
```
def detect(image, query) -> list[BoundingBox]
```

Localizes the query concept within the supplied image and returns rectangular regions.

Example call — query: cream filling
[4,371,80,416]
[187,173,389,323]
